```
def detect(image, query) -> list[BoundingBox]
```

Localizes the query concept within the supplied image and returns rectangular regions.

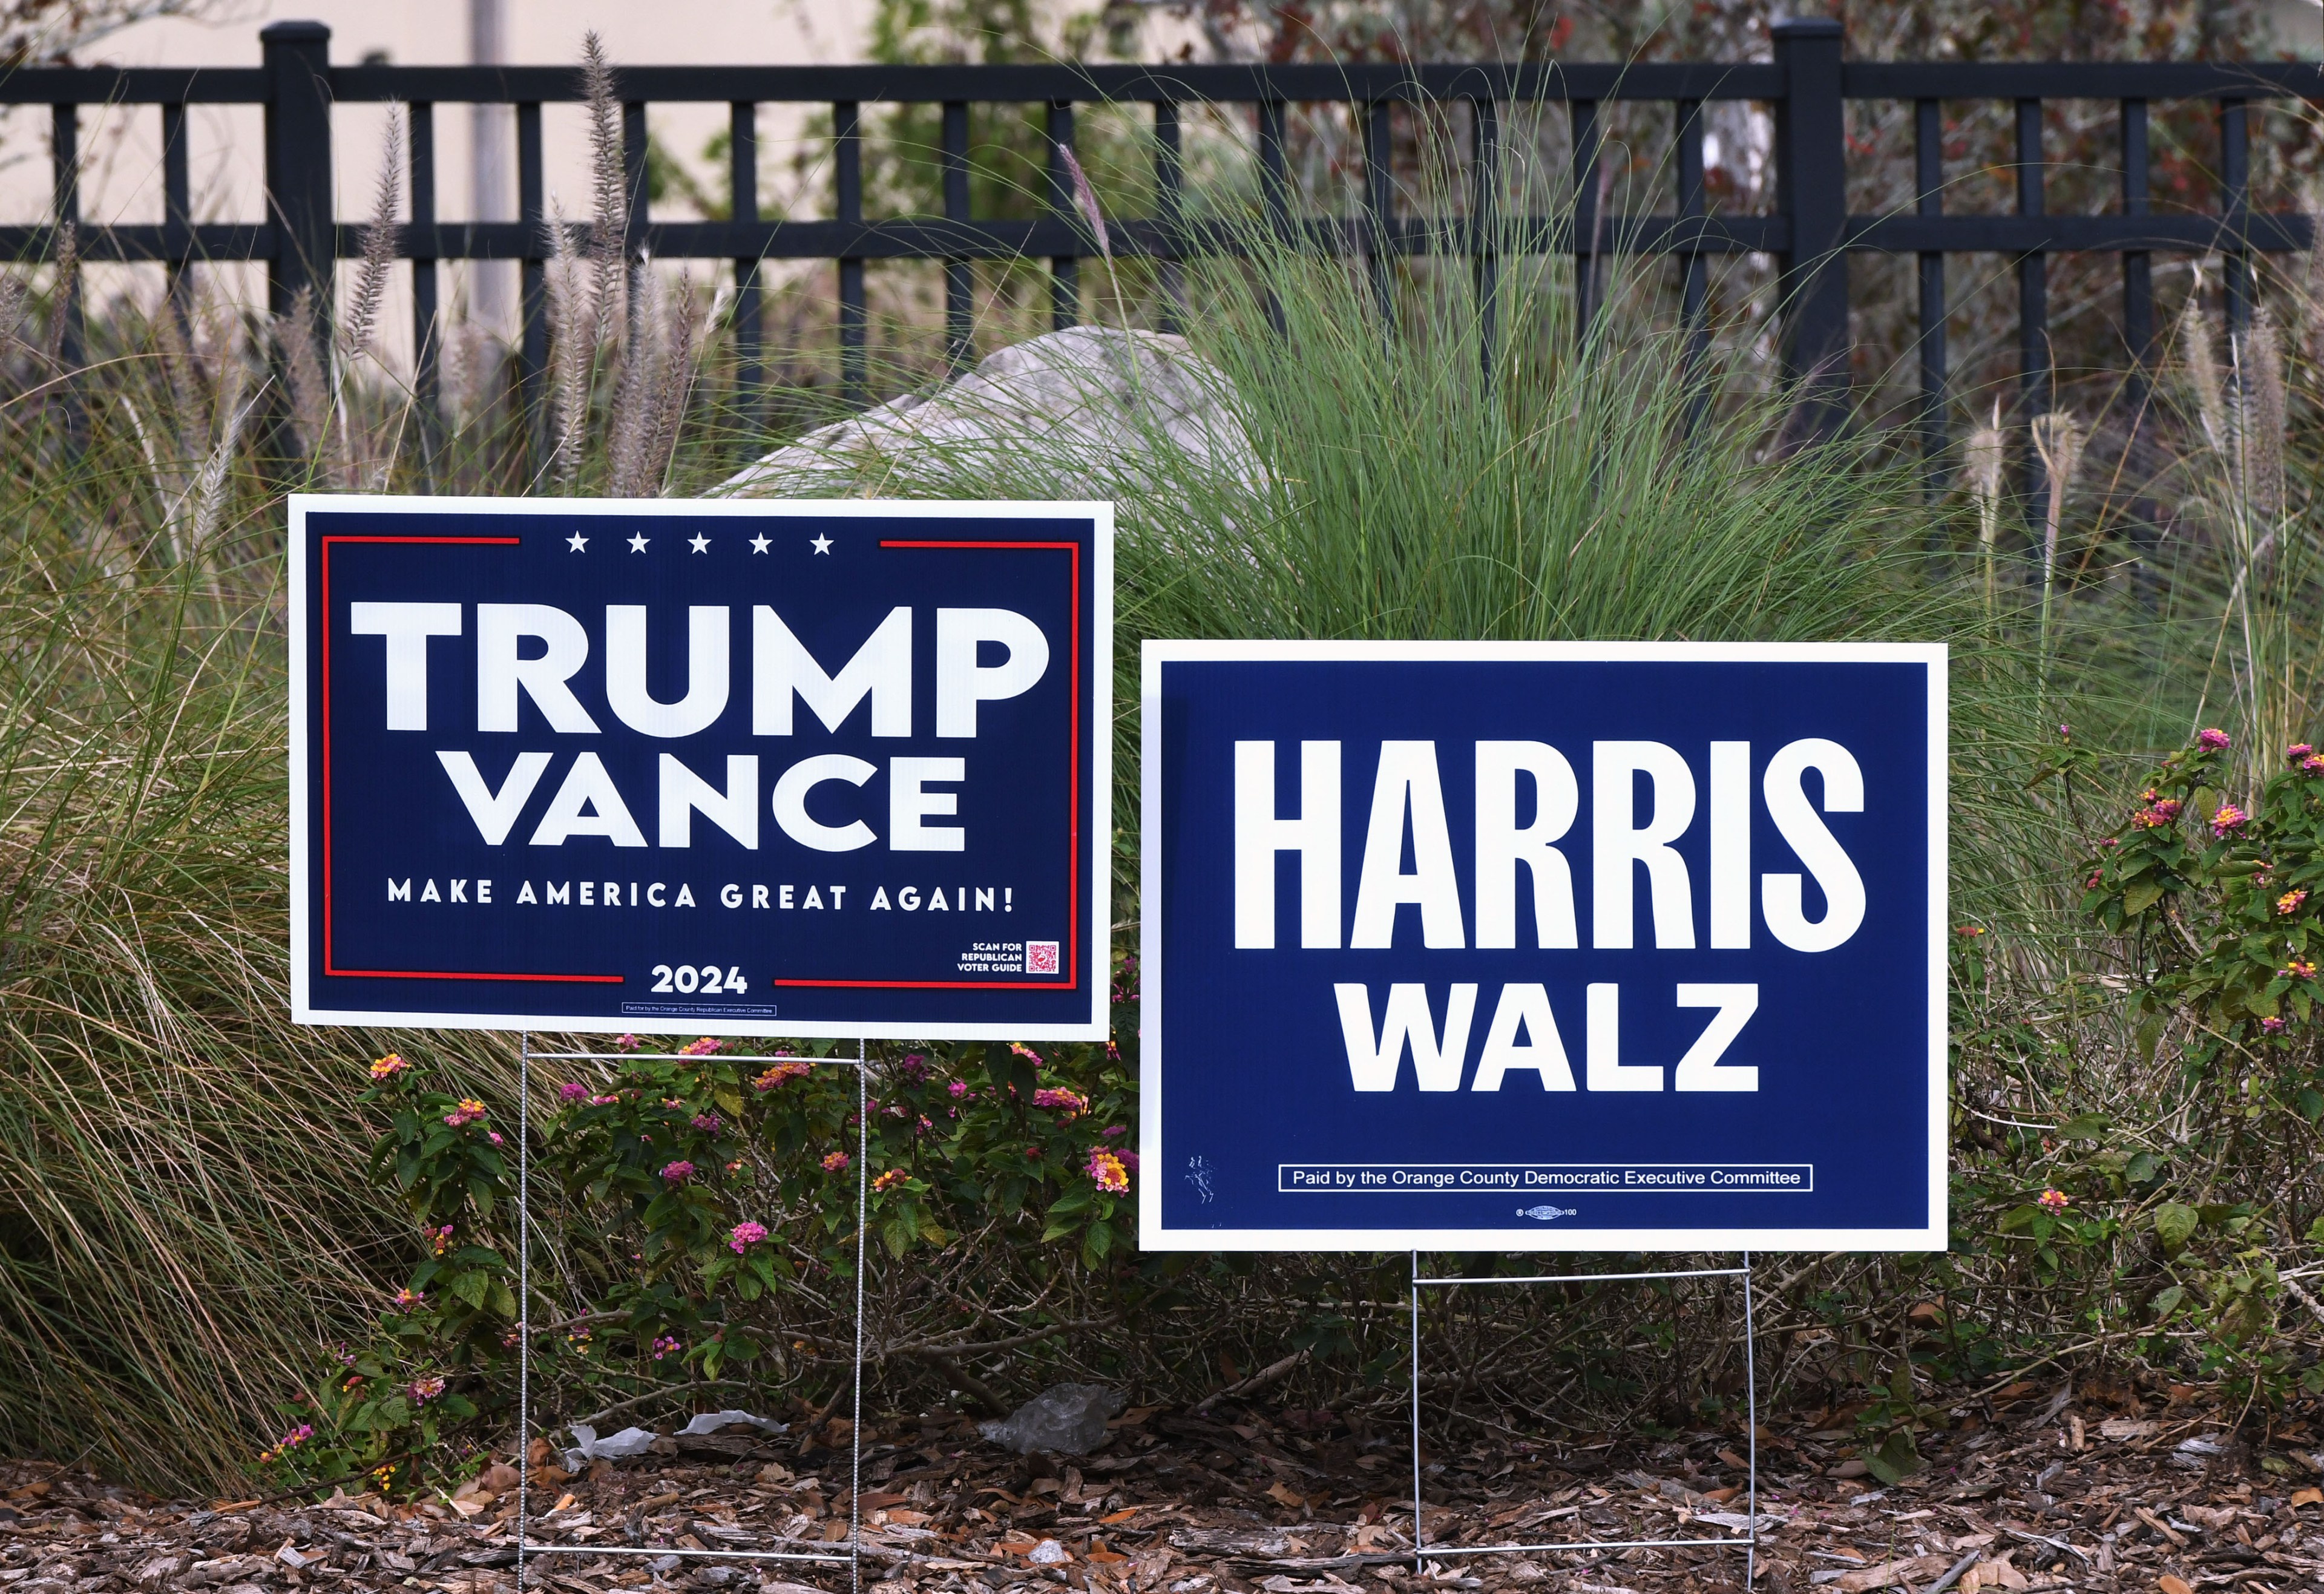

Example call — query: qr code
[1026,940,1060,975]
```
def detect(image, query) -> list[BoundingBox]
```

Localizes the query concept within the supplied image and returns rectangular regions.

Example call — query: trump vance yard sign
[290,496,1112,1041]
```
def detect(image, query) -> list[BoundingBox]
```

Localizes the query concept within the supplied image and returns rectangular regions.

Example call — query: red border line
[319,533,621,985]
[774,537,1085,992]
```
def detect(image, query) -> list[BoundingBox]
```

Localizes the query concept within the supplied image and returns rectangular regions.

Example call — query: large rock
[723,326,1263,502]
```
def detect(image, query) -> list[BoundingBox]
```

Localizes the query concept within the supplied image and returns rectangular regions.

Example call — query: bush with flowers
[2068,727,2324,1394]
[253,968,1138,1494]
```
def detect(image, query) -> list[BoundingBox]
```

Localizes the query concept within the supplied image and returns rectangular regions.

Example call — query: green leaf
[2153,1202,2199,1251]
[2123,879,2165,916]
[1863,1429,1924,1484]
[2152,1284,2186,1319]
[2125,1151,2159,1184]
[2059,1112,2110,1143]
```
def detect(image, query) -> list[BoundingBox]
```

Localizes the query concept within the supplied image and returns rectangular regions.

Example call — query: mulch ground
[7,1382,2323,1594]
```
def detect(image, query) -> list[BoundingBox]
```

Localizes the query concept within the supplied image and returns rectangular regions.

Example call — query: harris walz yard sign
[290,496,1111,1040]
[1141,641,1946,1251]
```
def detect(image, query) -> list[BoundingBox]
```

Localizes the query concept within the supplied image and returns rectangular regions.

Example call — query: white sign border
[1138,638,1948,1253]
[289,493,1114,1041]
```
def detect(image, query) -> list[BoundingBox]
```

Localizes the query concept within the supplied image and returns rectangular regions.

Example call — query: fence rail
[6,18,2321,468]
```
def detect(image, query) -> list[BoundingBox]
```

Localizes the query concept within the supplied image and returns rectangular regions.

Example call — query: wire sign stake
[1408,1253,1762,1587]
[513,1034,868,1590]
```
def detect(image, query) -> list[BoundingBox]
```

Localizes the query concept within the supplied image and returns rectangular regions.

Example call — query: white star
[689,534,711,553]
[749,534,771,554]
[628,534,650,553]
[566,532,588,552]
[810,533,833,555]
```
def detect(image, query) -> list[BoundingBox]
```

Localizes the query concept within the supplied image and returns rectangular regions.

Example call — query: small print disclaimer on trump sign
[1276,1163,1814,1193]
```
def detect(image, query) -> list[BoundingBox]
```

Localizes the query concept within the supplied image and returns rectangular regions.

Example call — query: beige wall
[13,0,877,370]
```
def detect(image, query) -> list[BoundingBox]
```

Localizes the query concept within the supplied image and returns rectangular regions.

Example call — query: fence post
[1771,18,1846,432]
[261,21,334,339]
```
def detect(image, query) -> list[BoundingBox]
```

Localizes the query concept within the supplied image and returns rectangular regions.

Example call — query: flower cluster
[753,1060,812,1091]
[2132,796,2183,830]
[872,1169,908,1193]
[2263,1017,2288,1034]
[1009,1041,1045,1066]
[2293,744,2315,763]
[410,1376,446,1404]
[427,1224,455,1256]
[691,1112,723,1132]
[678,1037,721,1057]
[729,1220,768,1253]
[2210,803,2250,838]
[444,1099,488,1127]
[820,1150,851,1173]
[257,1423,315,1463]
[370,1052,410,1081]
[392,1287,426,1310]
[2037,1188,2070,1213]
[650,1335,681,1361]
[614,1034,640,1051]
[2282,889,2309,916]
[2288,960,2319,982]
[1033,1086,1091,1118]
[1087,1149,1131,1193]
[2199,727,2232,750]
[559,1080,590,1101]
[660,1160,697,1183]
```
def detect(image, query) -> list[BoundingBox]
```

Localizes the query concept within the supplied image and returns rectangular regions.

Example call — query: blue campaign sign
[289,496,1111,1040]
[1140,641,1946,1250]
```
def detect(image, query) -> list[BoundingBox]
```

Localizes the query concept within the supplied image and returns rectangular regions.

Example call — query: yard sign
[1140,641,1946,1251]
[289,496,1111,1040]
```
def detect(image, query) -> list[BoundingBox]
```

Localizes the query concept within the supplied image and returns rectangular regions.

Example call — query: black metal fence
[5,19,2320,461]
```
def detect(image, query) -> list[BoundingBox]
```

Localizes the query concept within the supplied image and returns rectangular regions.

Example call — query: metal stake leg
[1744,1250,1758,1588]
[1410,1250,1422,1573]
[516,1041,859,1572]
[518,1031,531,1586]
[1407,1253,1762,1578]
[852,1038,867,1594]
